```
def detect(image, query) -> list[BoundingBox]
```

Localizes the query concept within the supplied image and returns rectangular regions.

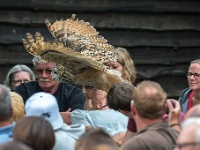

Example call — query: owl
[22,14,123,92]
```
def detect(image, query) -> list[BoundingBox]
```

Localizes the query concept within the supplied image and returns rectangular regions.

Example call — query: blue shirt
[71,109,128,136]
[0,122,15,144]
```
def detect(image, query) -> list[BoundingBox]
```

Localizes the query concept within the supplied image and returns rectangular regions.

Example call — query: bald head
[133,80,167,119]
[185,104,200,119]
[176,122,200,150]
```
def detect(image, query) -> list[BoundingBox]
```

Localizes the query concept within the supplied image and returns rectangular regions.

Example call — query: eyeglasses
[174,142,200,149]
[186,72,200,80]
[12,79,30,85]
[35,69,53,74]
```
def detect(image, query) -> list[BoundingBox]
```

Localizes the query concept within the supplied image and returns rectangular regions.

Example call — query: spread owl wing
[22,32,123,92]
[45,14,116,64]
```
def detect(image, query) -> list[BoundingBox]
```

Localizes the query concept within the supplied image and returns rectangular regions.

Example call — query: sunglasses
[35,69,53,74]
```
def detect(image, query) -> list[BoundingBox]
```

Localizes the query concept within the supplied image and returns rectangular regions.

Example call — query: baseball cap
[25,92,64,130]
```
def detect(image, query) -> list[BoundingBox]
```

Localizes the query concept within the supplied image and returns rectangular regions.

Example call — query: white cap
[25,92,64,130]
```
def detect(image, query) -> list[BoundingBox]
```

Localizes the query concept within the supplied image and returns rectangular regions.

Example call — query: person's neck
[135,115,163,132]
[92,97,108,110]
[0,120,13,127]
[98,103,108,110]
[193,90,200,101]
[42,84,59,94]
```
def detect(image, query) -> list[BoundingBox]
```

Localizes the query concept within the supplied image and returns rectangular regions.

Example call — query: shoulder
[57,83,84,96]
[121,136,148,150]
[71,109,88,116]
[15,81,38,91]
[0,123,14,144]
[179,87,192,103]
[138,122,177,137]
[58,83,83,95]
[109,109,128,118]
[59,83,82,90]
[122,126,176,150]
[180,87,192,96]
[14,81,40,102]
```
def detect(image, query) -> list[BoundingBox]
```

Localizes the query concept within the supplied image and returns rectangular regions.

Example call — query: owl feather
[22,32,122,92]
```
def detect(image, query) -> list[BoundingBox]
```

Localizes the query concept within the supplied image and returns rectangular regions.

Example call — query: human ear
[130,100,136,116]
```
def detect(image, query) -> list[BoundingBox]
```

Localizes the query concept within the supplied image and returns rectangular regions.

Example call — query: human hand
[166,99,181,125]
[66,108,71,112]
[60,110,71,125]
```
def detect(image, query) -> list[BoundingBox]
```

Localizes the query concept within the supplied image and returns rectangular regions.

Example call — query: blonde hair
[133,80,166,119]
[10,92,25,121]
[114,47,136,84]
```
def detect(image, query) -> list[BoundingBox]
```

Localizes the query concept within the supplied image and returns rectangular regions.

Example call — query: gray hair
[181,118,200,144]
[0,84,12,121]
[181,117,200,128]
[191,59,200,65]
[32,56,47,66]
[4,64,35,88]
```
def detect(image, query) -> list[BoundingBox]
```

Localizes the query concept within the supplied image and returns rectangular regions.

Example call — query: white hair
[32,56,47,66]
[181,117,200,128]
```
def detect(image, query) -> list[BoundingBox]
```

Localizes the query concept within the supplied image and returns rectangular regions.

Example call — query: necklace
[99,103,108,110]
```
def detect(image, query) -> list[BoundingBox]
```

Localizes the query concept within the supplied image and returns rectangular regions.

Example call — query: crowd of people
[0,14,200,150]
[0,52,199,150]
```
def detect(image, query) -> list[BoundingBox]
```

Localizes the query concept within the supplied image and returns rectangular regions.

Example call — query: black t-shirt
[14,81,84,111]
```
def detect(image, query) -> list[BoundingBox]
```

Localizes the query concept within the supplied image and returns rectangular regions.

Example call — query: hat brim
[48,112,64,130]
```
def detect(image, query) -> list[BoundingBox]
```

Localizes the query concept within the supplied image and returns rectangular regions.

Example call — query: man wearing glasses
[179,59,200,114]
[174,118,200,150]
[15,56,84,112]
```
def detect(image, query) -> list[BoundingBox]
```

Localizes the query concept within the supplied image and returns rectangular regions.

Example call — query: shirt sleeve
[66,86,85,111]
[127,118,137,132]
[71,109,91,127]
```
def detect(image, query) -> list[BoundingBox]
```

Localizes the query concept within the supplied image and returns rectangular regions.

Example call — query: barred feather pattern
[22,32,123,91]
[51,63,122,91]
[22,12,126,91]
[52,64,74,85]
[45,14,116,64]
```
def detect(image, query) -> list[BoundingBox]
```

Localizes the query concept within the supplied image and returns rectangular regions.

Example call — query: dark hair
[75,128,118,150]
[13,116,55,150]
[0,141,33,150]
[107,82,135,111]
[0,84,12,121]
